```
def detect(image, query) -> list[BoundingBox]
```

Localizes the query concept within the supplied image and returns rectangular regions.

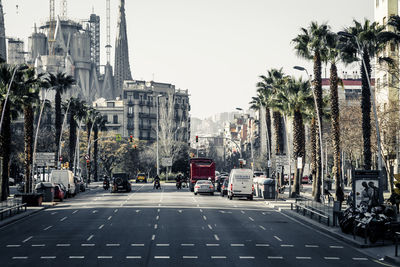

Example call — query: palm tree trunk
[87,123,92,183]
[361,49,372,170]
[273,111,284,155]
[330,63,341,195]
[266,107,272,154]
[311,117,317,196]
[0,103,10,200]
[24,105,34,193]
[313,51,323,202]
[69,111,76,171]
[94,125,98,182]
[55,91,62,164]
[291,110,303,197]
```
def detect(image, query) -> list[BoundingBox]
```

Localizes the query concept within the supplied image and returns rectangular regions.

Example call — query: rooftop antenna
[48,0,55,55]
[105,0,111,64]
[60,0,67,19]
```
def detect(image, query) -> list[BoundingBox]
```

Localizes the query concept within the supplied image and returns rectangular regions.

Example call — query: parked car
[112,173,132,193]
[216,175,228,192]
[227,168,253,200]
[54,184,65,201]
[301,175,310,184]
[136,173,147,183]
[194,180,214,195]
[220,179,229,197]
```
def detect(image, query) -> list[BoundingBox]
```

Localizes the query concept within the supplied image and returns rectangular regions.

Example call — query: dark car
[220,179,229,197]
[112,173,132,193]
[217,176,228,192]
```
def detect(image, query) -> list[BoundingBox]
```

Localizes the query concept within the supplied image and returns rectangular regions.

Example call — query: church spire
[114,0,132,98]
[0,0,6,62]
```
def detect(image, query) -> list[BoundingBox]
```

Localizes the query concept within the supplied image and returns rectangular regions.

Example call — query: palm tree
[45,72,75,164]
[93,116,107,181]
[0,63,22,201]
[271,77,314,197]
[292,21,330,202]
[84,107,99,183]
[340,19,384,170]
[15,68,42,193]
[250,94,271,162]
[68,98,87,172]
[326,32,343,197]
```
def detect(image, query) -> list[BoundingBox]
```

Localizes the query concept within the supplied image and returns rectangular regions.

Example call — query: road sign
[116,134,122,141]
[84,154,90,160]
[35,152,55,166]
[161,157,173,167]
[297,157,303,169]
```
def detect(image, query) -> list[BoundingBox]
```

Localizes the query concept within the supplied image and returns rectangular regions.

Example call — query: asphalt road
[0,182,390,267]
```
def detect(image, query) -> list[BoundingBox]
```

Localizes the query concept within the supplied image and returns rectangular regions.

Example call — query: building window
[113,115,118,124]
[128,106,133,114]
[134,92,139,99]
[107,102,115,108]
[103,115,108,122]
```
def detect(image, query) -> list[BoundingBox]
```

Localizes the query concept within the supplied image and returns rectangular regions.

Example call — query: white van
[50,170,76,197]
[227,168,253,200]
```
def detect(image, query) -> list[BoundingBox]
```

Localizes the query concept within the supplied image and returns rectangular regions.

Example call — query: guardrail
[0,201,27,221]
[291,202,330,226]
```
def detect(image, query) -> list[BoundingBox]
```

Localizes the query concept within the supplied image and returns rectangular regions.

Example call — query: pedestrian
[336,185,344,205]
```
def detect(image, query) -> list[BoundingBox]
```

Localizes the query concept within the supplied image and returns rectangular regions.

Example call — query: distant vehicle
[50,170,76,197]
[112,173,132,193]
[216,175,228,192]
[253,171,266,178]
[227,168,253,200]
[194,180,214,195]
[136,173,147,183]
[54,184,65,201]
[189,158,215,192]
[302,175,310,184]
[220,179,229,197]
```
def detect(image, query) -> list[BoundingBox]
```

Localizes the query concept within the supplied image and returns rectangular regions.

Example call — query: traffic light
[86,159,90,169]
[133,145,137,149]
[196,136,198,142]
[130,135,133,142]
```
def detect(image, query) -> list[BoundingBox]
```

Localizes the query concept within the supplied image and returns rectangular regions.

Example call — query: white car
[194,180,214,195]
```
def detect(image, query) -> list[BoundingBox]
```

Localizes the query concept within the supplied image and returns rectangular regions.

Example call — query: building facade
[94,80,190,144]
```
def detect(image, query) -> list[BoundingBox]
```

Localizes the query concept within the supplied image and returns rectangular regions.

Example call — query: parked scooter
[103,178,110,190]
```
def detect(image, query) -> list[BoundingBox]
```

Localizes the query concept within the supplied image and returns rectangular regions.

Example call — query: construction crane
[106,0,111,64]
[60,0,67,19]
[48,0,55,55]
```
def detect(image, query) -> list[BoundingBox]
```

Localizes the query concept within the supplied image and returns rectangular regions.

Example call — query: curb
[384,255,400,265]
[0,205,49,229]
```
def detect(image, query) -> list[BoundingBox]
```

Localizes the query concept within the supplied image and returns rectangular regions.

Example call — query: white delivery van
[227,168,253,200]
[50,170,76,197]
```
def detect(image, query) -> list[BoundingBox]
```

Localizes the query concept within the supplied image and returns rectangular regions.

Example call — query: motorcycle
[154,180,161,190]
[103,180,110,190]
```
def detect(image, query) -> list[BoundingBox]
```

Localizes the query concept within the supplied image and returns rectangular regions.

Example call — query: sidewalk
[264,190,400,265]
[0,182,100,229]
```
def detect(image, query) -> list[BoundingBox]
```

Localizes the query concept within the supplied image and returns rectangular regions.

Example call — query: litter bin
[262,178,275,199]
[35,182,54,202]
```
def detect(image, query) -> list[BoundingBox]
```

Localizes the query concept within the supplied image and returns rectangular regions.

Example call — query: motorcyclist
[103,175,110,190]
[154,175,161,189]
[176,174,182,189]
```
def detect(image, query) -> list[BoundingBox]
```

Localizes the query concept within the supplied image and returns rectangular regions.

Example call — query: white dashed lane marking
[211,256,226,259]
[268,256,283,259]
[259,225,266,230]
[154,256,170,259]
[156,244,169,247]
[273,236,282,242]
[249,217,254,221]
[156,215,159,220]
[57,244,70,247]
[214,234,220,241]
[106,243,120,247]
[206,244,220,247]
[6,245,20,247]
[305,245,319,248]
[183,256,198,259]
[208,224,213,230]
[329,245,344,249]
[98,256,113,259]
[255,244,269,247]
[203,215,207,220]
[72,210,78,214]
[12,256,28,259]
[353,258,368,261]
[126,256,142,259]
[41,256,56,259]
[296,257,312,260]
[69,256,84,259]
[324,257,340,260]
[107,216,112,220]
[81,244,95,247]
[43,226,53,231]
[152,235,155,240]
[98,224,104,229]
[22,236,33,243]
[241,210,245,214]
[31,244,45,247]
[231,244,244,247]
[114,209,118,213]
[87,235,94,241]
[60,216,67,221]
[181,244,194,246]
[131,244,144,247]
[280,244,294,247]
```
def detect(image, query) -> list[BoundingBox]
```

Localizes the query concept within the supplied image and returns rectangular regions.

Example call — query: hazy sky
[3,0,373,119]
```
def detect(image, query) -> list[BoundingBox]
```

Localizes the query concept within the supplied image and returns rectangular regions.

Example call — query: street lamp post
[337,31,382,172]
[294,65,325,197]
[236,107,254,171]
[156,94,163,176]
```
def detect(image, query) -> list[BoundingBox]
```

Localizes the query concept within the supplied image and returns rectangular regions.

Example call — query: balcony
[139,124,152,130]
[139,112,149,118]
[127,113,134,118]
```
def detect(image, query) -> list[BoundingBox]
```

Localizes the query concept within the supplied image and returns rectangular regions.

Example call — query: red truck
[189,158,215,192]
